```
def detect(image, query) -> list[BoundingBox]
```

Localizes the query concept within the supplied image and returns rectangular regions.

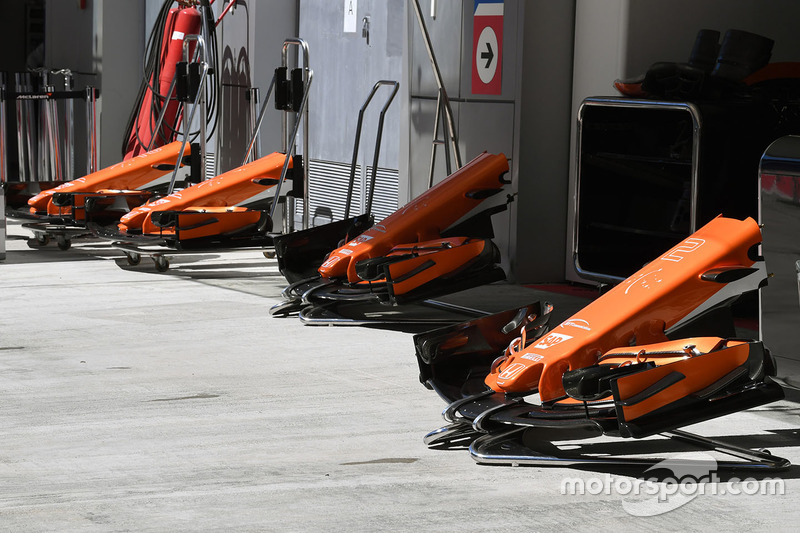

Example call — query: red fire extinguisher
[123,5,201,160]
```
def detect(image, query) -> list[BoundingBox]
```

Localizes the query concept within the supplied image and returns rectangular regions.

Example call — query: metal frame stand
[427,423,791,471]
[410,0,461,187]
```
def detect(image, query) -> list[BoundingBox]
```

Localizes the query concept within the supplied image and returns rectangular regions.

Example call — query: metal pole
[62,70,75,180]
[167,63,209,194]
[198,4,211,179]
[410,0,462,172]
[37,71,48,181]
[344,80,398,219]
[268,69,313,226]
[85,86,98,174]
[146,75,178,152]
[14,75,27,181]
[0,85,6,183]
[241,81,275,167]
[21,74,37,181]
[165,34,208,194]
[249,87,261,161]
[45,85,62,180]
[365,81,399,215]
[281,38,311,230]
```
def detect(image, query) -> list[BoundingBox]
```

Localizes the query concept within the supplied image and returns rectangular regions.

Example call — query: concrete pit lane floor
[2,220,800,531]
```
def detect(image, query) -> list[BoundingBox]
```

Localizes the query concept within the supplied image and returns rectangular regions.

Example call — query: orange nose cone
[28,191,53,211]
[318,250,351,279]
[119,207,149,231]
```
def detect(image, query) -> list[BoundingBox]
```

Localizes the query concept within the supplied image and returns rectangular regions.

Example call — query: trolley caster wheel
[153,256,170,272]
[56,237,71,251]
[126,252,141,266]
[263,250,276,259]
[35,233,50,246]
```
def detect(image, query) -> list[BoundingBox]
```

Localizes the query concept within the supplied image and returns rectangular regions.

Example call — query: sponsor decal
[623,268,664,295]
[661,238,705,263]
[562,319,591,331]
[497,362,527,381]
[348,234,373,246]
[534,332,573,350]
[321,256,341,269]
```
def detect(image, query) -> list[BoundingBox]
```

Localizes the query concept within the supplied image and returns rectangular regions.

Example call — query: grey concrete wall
[299,0,403,169]
[46,0,143,168]
[510,0,576,283]
[43,0,97,175]
[97,1,145,167]
[249,1,299,160]
[217,1,255,172]
[405,0,575,283]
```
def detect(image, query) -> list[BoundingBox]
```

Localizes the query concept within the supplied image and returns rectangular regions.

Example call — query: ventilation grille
[204,152,217,180]
[365,165,399,222]
[301,159,398,226]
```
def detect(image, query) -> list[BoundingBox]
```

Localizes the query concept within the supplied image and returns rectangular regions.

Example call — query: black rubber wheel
[56,238,71,251]
[154,256,169,272]
[126,252,141,266]
[35,233,50,245]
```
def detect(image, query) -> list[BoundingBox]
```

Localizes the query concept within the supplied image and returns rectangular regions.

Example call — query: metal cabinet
[759,135,800,385]
[572,96,774,284]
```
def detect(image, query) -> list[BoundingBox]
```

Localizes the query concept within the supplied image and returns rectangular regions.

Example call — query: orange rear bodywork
[486,216,763,402]
[118,151,290,238]
[27,142,189,221]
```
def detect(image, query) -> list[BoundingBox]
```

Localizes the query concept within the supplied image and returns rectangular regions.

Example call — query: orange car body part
[27,141,189,220]
[598,337,751,422]
[486,216,763,402]
[118,151,290,237]
[318,152,509,283]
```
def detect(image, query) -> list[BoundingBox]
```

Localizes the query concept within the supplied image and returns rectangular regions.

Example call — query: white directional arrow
[476,26,499,84]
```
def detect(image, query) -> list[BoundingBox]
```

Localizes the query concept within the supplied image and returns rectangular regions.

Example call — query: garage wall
[405,0,576,283]
[298,0,404,224]
[565,0,800,284]
[46,0,143,169]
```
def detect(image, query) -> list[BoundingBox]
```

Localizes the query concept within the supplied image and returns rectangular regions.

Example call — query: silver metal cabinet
[759,135,800,385]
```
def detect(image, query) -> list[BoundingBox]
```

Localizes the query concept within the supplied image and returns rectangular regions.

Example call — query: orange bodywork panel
[486,216,763,402]
[147,207,263,241]
[383,238,491,298]
[602,337,751,423]
[118,151,289,236]
[318,152,508,283]
[27,142,188,219]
